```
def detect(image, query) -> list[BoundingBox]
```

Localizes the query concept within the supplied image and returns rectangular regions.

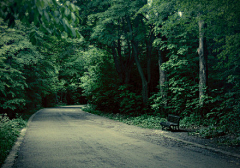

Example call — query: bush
[80,47,120,112]
[0,114,27,166]
[117,85,143,116]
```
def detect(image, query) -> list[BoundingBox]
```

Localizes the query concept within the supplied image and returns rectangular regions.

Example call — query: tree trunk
[112,46,123,82]
[124,39,134,84]
[125,16,148,104]
[112,43,133,84]
[147,46,151,84]
[132,42,148,104]
[146,31,154,94]
[158,50,167,107]
[198,17,207,107]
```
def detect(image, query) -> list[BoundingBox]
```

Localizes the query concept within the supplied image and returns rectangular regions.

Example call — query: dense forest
[0,0,239,135]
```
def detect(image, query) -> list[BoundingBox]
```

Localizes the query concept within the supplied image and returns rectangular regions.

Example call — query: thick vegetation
[0,114,27,166]
[0,1,239,162]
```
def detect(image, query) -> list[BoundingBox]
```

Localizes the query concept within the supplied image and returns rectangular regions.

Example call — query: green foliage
[0,0,81,40]
[117,85,143,116]
[147,0,240,136]
[83,105,165,129]
[0,19,61,111]
[0,19,33,112]
[80,47,120,111]
[50,37,86,105]
[79,47,145,114]
[151,54,199,117]
[82,104,103,116]
[208,92,240,133]
[123,115,164,129]
[180,113,209,128]
[0,17,84,113]
[194,126,225,139]
[36,35,85,107]
[0,114,27,166]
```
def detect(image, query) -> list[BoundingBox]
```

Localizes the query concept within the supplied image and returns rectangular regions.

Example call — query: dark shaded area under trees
[0,0,239,139]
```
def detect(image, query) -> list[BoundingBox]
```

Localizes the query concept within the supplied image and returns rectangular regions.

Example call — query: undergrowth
[180,114,240,145]
[0,114,27,166]
[83,105,166,129]
[122,115,166,129]
[0,107,40,167]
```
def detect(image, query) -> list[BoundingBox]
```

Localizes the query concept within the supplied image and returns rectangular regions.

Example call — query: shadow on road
[53,105,87,109]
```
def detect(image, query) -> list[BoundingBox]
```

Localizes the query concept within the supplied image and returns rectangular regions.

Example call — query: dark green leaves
[0,0,81,38]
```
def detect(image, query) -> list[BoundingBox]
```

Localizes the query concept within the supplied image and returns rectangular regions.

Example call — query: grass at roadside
[82,105,166,129]
[0,108,41,167]
[122,115,165,129]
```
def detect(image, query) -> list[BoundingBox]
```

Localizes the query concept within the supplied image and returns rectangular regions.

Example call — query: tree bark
[132,42,148,104]
[111,42,134,84]
[158,50,167,107]
[112,46,123,82]
[146,31,154,93]
[198,17,207,107]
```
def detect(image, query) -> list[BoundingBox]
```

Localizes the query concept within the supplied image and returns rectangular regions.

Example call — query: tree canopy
[0,0,81,42]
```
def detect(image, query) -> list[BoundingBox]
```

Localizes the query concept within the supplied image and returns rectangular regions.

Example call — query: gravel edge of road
[2,108,240,168]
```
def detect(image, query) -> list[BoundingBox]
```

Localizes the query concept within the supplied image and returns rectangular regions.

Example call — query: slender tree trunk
[112,43,133,84]
[112,45,123,83]
[112,20,134,84]
[147,46,151,84]
[146,31,154,94]
[132,42,148,104]
[198,17,207,107]
[158,50,167,107]
[126,16,148,104]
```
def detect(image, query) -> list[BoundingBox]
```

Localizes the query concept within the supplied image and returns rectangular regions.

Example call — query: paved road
[12,106,239,168]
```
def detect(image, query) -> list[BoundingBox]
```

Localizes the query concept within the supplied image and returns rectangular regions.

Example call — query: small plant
[193,126,225,139]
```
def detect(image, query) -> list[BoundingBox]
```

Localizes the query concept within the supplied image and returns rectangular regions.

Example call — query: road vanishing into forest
[10,105,240,168]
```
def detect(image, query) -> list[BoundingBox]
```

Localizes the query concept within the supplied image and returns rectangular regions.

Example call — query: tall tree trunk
[124,39,134,84]
[132,41,148,104]
[198,17,207,107]
[111,42,133,84]
[146,31,154,94]
[147,45,151,84]
[112,46,123,82]
[158,50,167,107]
[126,16,148,104]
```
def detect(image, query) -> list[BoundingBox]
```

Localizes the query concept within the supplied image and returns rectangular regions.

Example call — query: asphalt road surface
[12,106,240,168]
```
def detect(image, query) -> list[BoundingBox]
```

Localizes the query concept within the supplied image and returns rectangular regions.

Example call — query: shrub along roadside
[0,114,26,166]
[83,105,165,129]
[0,108,40,167]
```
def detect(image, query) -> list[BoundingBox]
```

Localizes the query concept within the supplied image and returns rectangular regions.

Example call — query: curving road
[12,106,239,168]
